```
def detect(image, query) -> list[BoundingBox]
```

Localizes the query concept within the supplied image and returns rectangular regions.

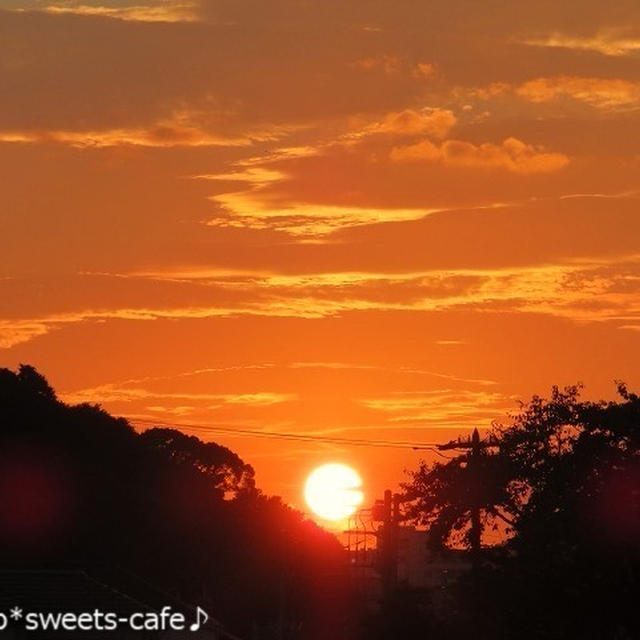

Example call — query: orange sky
[2,0,640,521]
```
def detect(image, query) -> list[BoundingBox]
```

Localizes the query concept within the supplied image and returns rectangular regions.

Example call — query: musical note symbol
[190,606,208,632]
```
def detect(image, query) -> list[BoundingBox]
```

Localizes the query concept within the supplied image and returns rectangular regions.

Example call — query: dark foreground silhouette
[1,366,638,639]
[0,365,354,639]
[396,384,640,640]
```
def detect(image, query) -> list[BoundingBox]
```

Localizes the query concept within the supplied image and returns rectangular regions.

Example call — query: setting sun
[304,463,364,521]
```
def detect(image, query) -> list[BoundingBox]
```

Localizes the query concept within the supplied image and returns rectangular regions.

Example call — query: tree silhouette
[403,384,640,639]
[403,441,517,550]
[139,427,256,499]
[0,365,353,639]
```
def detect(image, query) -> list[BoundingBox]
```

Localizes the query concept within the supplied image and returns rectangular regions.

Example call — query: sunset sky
[2,0,640,518]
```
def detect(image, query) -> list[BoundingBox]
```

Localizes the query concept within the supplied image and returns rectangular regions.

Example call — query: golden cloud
[521,30,640,57]
[24,2,198,22]
[413,62,437,79]
[349,55,403,75]
[208,191,438,235]
[0,124,273,148]
[202,160,442,234]
[0,319,51,349]
[62,384,294,406]
[4,258,640,348]
[364,108,456,139]
[197,126,571,236]
[360,389,512,427]
[517,76,640,109]
[391,137,569,174]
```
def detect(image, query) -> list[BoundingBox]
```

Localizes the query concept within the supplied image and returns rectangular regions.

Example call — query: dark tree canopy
[402,384,640,640]
[139,427,256,498]
[404,384,640,550]
[0,365,352,640]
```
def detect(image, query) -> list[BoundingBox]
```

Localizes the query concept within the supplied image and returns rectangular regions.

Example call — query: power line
[128,417,449,452]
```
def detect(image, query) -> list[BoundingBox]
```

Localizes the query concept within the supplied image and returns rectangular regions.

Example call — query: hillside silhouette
[0,365,353,639]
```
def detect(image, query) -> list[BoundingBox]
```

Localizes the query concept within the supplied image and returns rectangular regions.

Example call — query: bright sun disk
[304,462,364,521]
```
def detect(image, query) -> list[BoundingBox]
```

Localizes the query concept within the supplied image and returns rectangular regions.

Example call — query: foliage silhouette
[402,384,640,639]
[4,366,638,639]
[0,365,353,639]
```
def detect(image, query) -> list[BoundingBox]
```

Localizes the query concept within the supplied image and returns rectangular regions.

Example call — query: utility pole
[374,489,403,596]
[469,428,481,568]
[438,428,498,570]
[380,490,396,594]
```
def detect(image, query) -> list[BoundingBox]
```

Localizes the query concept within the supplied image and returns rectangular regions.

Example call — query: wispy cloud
[4,258,640,348]
[520,30,640,57]
[18,1,198,22]
[516,76,640,109]
[62,383,294,406]
[361,389,513,427]
[207,191,441,235]
[354,108,456,139]
[0,122,286,148]
[391,137,569,174]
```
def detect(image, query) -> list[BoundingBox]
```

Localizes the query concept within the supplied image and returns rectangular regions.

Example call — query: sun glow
[304,463,364,521]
